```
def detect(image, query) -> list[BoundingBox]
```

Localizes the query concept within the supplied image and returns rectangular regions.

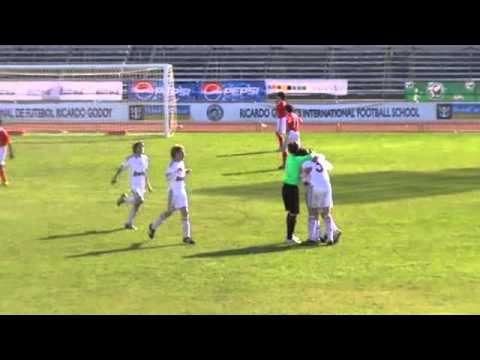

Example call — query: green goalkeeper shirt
[283,153,313,186]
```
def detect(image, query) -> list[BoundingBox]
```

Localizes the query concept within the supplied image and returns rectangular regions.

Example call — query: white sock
[182,218,191,238]
[125,195,136,205]
[308,216,316,240]
[325,215,334,241]
[315,220,322,240]
[330,215,338,232]
[152,213,168,229]
[127,206,139,225]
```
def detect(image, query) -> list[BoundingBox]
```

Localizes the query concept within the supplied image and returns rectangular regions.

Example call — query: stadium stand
[0,45,479,100]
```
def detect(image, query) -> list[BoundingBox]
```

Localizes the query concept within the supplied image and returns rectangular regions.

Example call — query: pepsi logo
[132,81,155,100]
[202,82,224,101]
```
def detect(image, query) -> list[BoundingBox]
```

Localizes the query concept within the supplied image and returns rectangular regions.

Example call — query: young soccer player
[275,92,288,153]
[111,141,152,230]
[279,104,303,169]
[282,142,313,244]
[301,153,342,245]
[0,119,14,186]
[148,144,194,245]
[285,104,302,146]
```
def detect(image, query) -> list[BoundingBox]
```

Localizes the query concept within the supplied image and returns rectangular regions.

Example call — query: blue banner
[175,82,199,102]
[144,104,191,116]
[128,80,198,102]
[128,80,266,103]
[452,103,480,114]
[196,80,266,102]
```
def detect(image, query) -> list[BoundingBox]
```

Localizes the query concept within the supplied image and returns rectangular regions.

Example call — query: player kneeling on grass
[148,145,194,245]
[301,153,342,246]
[0,119,14,186]
[111,141,153,230]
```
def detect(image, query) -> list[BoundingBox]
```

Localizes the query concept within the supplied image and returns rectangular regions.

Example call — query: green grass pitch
[1,132,479,314]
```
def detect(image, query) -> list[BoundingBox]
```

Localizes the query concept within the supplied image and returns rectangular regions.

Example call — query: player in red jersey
[0,119,14,186]
[279,104,303,169]
[275,92,288,152]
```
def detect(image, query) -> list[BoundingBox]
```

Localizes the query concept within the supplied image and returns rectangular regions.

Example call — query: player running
[0,119,14,186]
[148,144,195,245]
[111,141,153,230]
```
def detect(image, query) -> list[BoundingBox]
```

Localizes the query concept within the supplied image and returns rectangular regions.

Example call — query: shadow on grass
[184,242,322,259]
[197,167,480,205]
[39,228,125,240]
[66,242,184,258]
[217,150,277,158]
[222,168,280,176]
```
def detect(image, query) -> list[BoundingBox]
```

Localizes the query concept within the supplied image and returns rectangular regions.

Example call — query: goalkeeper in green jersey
[281,142,313,244]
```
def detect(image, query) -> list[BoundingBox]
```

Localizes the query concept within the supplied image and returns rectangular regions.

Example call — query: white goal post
[0,63,177,137]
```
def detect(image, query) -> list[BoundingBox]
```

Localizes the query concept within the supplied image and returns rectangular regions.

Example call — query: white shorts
[0,146,7,166]
[305,185,333,209]
[276,116,287,134]
[287,131,300,145]
[282,131,301,152]
[168,189,189,210]
[131,177,146,201]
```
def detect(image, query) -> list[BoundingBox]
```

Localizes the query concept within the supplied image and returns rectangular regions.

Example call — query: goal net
[0,64,177,137]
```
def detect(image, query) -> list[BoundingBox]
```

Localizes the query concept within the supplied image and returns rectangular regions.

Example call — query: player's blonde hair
[170,144,185,159]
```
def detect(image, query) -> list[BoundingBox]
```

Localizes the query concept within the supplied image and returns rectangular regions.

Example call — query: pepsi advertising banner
[128,80,198,103]
[128,80,266,103]
[197,81,266,102]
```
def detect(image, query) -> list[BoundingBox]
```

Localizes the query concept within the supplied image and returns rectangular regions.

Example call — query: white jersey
[122,154,149,197]
[302,155,333,190]
[166,160,187,193]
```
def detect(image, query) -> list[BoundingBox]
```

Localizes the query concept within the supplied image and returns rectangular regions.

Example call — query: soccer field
[1,132,480,314]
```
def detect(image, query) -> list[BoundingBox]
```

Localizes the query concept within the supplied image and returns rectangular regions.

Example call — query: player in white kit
[111,141,152,230]
[301,153,342,245]
[148,144,195,245]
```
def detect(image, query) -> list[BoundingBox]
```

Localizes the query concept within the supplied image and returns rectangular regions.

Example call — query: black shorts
[282,183,299,214]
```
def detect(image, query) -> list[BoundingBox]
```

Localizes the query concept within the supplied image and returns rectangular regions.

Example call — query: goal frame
[0,63,177,137]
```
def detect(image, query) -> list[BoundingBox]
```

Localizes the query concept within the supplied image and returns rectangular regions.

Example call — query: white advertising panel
[190,102,438,122]
[0,102,129,121]
[265,79,348,96]
[0,81,123,101]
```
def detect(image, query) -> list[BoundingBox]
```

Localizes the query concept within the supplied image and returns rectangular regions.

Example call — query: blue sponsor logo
[206,104,224,121]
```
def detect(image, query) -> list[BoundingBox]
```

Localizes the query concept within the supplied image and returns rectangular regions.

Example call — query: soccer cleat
[333,229,342,244]
[148,223,156,240]
[124,223,137,231]
[183,237,195,245]
[117,193,128,206]
[304,239,320,246]
[277,165,285,170]
[2,181,9,187]
[319,235,328,244]
[286,234,301,245]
